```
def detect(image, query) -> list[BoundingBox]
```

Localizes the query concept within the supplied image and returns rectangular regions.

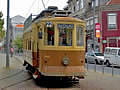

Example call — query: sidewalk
[0,53,24,79]
[80,71,120,90]
[0,53,31,89]
[0,53,23,69]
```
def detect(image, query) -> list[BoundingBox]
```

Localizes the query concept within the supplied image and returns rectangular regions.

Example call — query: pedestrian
[10,47,14,57]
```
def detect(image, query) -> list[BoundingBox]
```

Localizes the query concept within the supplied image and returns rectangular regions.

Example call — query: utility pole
[92,0,96,51]
[6,0,10,68]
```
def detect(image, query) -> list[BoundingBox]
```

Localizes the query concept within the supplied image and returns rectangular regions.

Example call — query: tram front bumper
[41,66,86,77]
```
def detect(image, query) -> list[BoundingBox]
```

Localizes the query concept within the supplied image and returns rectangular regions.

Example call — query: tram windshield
[58,24,74,46]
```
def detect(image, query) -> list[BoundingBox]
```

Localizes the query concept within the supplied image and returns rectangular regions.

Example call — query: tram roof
[35,16,85,23]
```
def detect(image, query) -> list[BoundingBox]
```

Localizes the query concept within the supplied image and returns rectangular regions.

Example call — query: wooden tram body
[23,7,86,80]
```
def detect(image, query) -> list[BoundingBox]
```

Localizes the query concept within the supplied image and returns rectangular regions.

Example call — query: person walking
[10,47,14,57]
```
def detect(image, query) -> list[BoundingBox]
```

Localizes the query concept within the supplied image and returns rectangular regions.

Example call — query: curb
[86,70,120,78]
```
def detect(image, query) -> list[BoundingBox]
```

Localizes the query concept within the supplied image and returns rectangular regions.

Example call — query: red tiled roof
[107,0,120,5]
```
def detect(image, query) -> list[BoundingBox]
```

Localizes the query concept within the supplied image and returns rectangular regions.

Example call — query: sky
[0,0,68,28]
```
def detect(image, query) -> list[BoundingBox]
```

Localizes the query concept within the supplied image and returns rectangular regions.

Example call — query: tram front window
[58,24,73,46]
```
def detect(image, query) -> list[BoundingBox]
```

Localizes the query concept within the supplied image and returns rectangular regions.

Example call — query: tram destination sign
[58,24,74,29]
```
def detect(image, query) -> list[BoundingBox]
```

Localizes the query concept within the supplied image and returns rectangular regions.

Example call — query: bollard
[102,61,104,74]
[112,64,114,76]
[94,61,96,72]
[87,60,88,71]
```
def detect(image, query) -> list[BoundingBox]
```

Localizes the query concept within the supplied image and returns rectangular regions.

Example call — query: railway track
[0,68,32,89]
[0,70,24,81]
[1,77,32,89]
[0,68,81,89]
[1,75,81,89]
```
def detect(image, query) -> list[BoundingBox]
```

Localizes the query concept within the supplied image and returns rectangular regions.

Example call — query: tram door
[37,25,43,68]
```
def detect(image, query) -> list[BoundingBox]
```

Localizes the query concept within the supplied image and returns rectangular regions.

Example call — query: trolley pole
[92,0,96,50]
[6,0,10,68]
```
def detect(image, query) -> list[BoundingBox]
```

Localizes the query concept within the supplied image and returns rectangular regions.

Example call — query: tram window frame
[76,25,84,46]
[58,24,73,46]
[44,23,55,46]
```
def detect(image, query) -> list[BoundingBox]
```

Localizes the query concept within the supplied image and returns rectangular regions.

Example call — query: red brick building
[101,0,120,52]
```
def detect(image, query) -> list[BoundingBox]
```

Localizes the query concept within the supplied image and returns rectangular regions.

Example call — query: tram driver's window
[76,25,84,46]
[44,22,54,46]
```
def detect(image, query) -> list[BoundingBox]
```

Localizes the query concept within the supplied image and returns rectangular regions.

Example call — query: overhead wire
[41,0,46,9]
[45,0,50,7]
[25,0,37,17]
[37,0,40,14]
[25,0,50,18]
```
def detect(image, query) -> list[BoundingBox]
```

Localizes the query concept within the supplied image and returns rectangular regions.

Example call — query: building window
[74,6,76,12]
[86,20,90,30]
[90,19,93,29]
[76,0,79,11]
[80,0,84,9]
[95,17,98,23]
[107,13,117,29]
[91,0,98,8]
[95,0,98,6]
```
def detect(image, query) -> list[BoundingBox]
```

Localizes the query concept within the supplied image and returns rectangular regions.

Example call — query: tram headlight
[62,57,70,66]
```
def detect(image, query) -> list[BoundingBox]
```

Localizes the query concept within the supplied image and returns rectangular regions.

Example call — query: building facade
[85,0,109,52]
[65,0,120,52]
[9,15,25,48]
[11,15,25,40]
[101,2,120,52]
[65,0,88,19]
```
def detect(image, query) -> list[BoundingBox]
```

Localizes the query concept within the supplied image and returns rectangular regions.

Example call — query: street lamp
[6,0,10,68]
[92,0,96,51]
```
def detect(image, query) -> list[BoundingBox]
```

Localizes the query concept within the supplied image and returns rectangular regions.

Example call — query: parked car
[104,47,120,66]
[85,51,104,64]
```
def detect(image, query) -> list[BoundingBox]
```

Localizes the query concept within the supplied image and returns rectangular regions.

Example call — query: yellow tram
[23,7,86,80]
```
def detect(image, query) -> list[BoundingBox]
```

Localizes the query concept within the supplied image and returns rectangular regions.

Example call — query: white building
[11,15,25,40]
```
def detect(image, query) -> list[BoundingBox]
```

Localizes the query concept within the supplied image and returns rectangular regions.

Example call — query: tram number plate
[58,24,74,29]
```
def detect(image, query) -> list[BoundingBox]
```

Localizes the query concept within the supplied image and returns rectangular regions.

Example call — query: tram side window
[44,23,54,45]
[76,25,84,46]
[28,40,31,50]
[38,28,43,39]
[58,24,73,46]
